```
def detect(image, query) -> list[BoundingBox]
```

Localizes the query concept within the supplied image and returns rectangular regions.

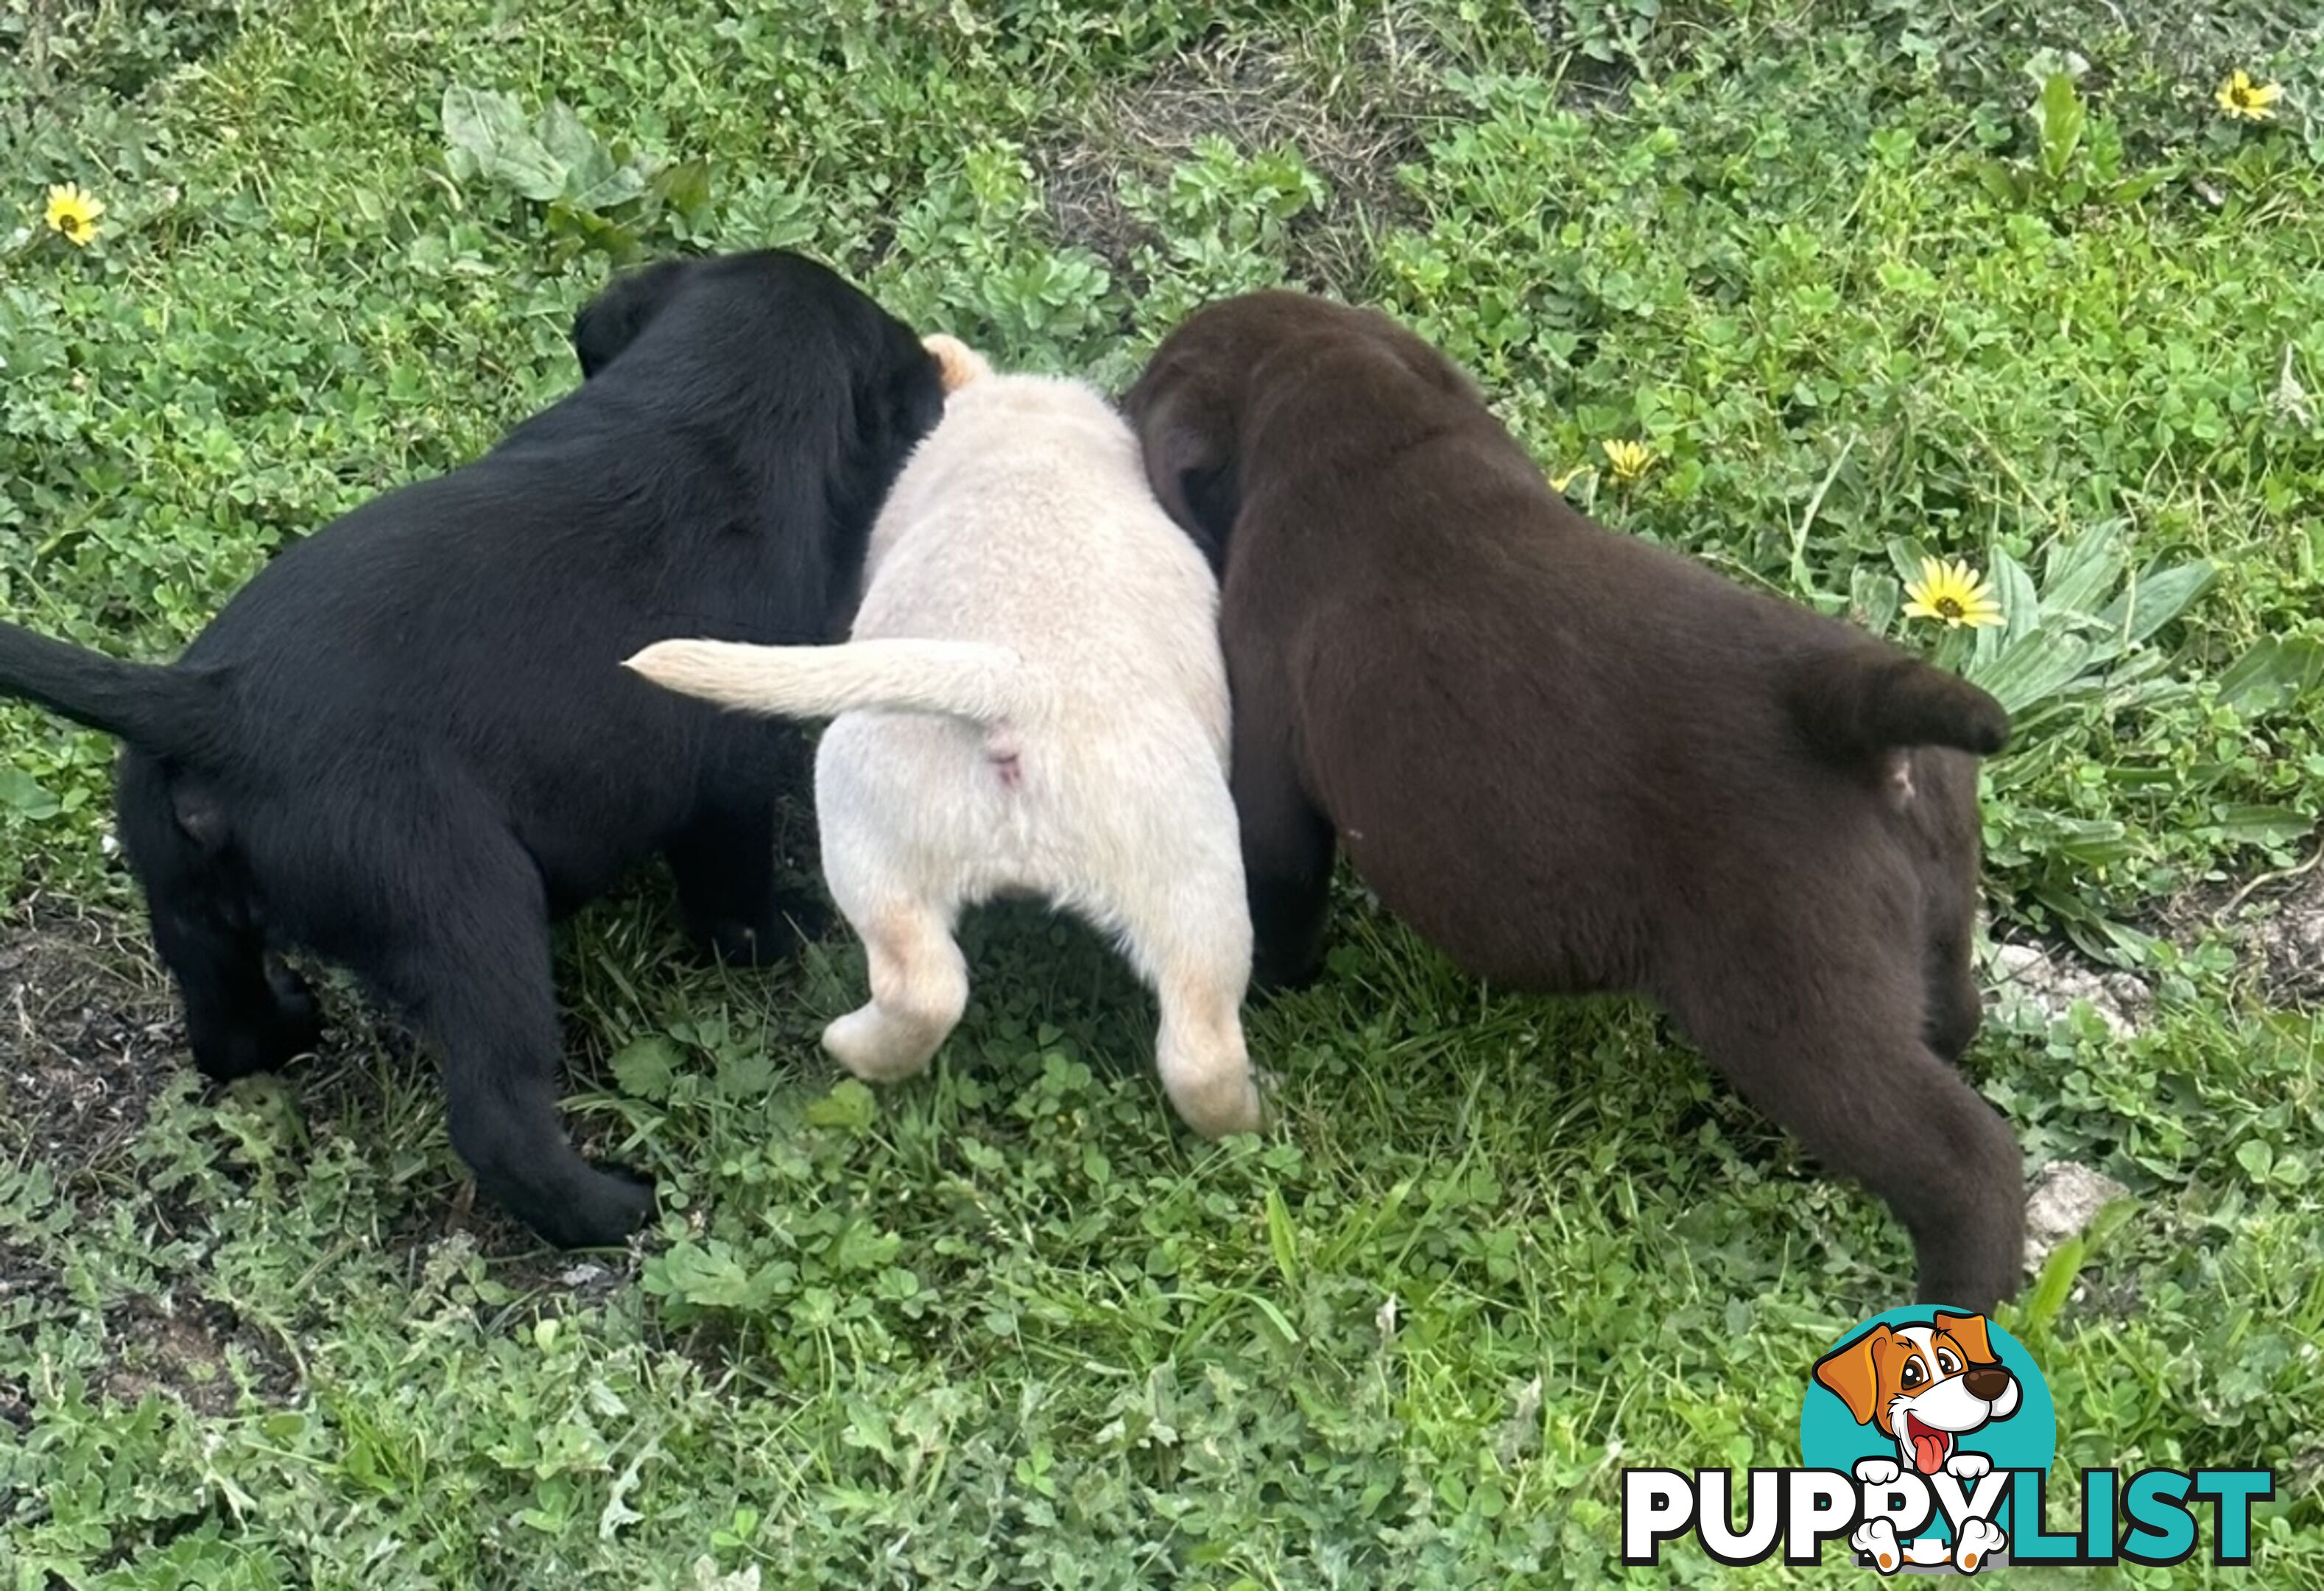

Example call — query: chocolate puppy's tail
[0,621,226,763]
[624,636,1033,726]
[1788,649,2010,761]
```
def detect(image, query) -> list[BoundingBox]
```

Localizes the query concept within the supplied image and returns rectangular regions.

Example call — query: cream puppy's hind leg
[823,899,970,1083]
[1155,960,1263,1137]
[1102,821,1264,1137]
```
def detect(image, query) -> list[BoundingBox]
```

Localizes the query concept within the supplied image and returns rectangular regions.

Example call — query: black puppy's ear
[571,259,690,378]
[857,328,946,458]
[1131,374,1239,569]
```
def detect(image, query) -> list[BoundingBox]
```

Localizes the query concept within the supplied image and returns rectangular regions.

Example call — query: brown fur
[1124,290,2024,1310]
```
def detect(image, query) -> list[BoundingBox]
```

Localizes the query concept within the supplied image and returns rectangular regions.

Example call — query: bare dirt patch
[2158,847,2324,1005]
[2225,862,2324,1004]
[1040,29,1444,294]
[0,900,306,1409]
[0,894,183,1175]
[100,1293,300,1414]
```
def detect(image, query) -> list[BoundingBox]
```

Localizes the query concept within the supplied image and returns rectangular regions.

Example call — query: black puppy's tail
[0,621,225,763]
[1788,648,2010,761]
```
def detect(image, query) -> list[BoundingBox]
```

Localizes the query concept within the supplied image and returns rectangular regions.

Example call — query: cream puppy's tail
[624,637,1029,724]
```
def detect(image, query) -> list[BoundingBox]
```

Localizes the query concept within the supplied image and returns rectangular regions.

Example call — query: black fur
[0,250,945,1247]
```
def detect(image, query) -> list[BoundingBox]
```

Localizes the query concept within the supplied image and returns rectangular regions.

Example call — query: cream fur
[922,333,993,393]
[626,362,1262,1137]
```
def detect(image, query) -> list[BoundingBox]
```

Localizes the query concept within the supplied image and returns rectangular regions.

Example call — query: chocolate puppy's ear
[1130,374,1240,570]
[571,259,690,378]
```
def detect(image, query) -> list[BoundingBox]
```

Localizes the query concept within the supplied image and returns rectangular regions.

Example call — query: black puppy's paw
[540,1165,656,1250]
[1251,946,1328,997]
[689,892,830,969]
[265,961,325,1051]
[189,972,326,1081]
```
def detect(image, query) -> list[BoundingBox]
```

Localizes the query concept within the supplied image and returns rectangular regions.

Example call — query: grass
[3,0,2322,1584]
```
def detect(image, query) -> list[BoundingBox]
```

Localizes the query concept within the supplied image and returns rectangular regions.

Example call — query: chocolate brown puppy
[1125,290,2022,1310]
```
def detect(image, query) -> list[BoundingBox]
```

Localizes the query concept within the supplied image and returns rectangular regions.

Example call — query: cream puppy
[627,337,1263,1137]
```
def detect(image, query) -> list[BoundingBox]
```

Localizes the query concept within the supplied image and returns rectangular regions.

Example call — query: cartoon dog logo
[1814,1311,2020,1574]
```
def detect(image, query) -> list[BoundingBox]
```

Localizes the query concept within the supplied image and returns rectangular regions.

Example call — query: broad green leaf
[2216,635,2324,716]
[2038,518,2126,618]
[1884,535,1928,586]
[714,1050,776,1100]
[1985,547,2041,656]
[1848,566,1899,638]
[0,765,60,818]
[539,100,648,211]
[651,158,715,230]
[441,84,566,200]
[805,1078,878,1132]
[1968,625,2093,715]
[545,200,644,263]
[532,99,598,172]
[608,1034,682,1101]
[2057,824,2136,865]
[2211,805,2314,847]
[2038,73,2085,183]
[649,1240,781,1311]
[2095,561,2214,647]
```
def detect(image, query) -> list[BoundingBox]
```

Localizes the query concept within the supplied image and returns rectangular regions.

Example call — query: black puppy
[0,250,944,1247]
[1127,292,2023,1310]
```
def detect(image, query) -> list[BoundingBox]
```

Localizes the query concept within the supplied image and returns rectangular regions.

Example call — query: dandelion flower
[2216,71,2283,121]
[1902,555,2004,630]
[1602,439,1655,483]
[43,183,105,247]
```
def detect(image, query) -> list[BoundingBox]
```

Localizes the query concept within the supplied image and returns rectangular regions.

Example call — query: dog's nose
[1964,1366,2012,1402]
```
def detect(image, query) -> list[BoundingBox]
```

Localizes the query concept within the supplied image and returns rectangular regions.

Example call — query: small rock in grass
[2022,1160,2130,1274]
[1989,942,2149,1039]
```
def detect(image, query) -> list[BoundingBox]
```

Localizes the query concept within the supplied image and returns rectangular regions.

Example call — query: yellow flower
[2216,70,2283,121]
[1902,555,2004,630]
[43,183,105,247]
[1549,464,1591,494]
[1602,438,1655,483]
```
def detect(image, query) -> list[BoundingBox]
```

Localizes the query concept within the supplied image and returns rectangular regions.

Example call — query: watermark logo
[1803,1307,2054,1571]
[1622,1305,2275,1574]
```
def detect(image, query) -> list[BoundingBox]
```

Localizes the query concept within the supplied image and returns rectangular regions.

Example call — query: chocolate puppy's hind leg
[1230,689,1337,991]
[1666,949,2024,1313]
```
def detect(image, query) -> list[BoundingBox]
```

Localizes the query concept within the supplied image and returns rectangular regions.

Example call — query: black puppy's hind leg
[150,900,323,1081]
[392,852,652,1248]
[122,759,322,1081]
[666,800,822,968]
